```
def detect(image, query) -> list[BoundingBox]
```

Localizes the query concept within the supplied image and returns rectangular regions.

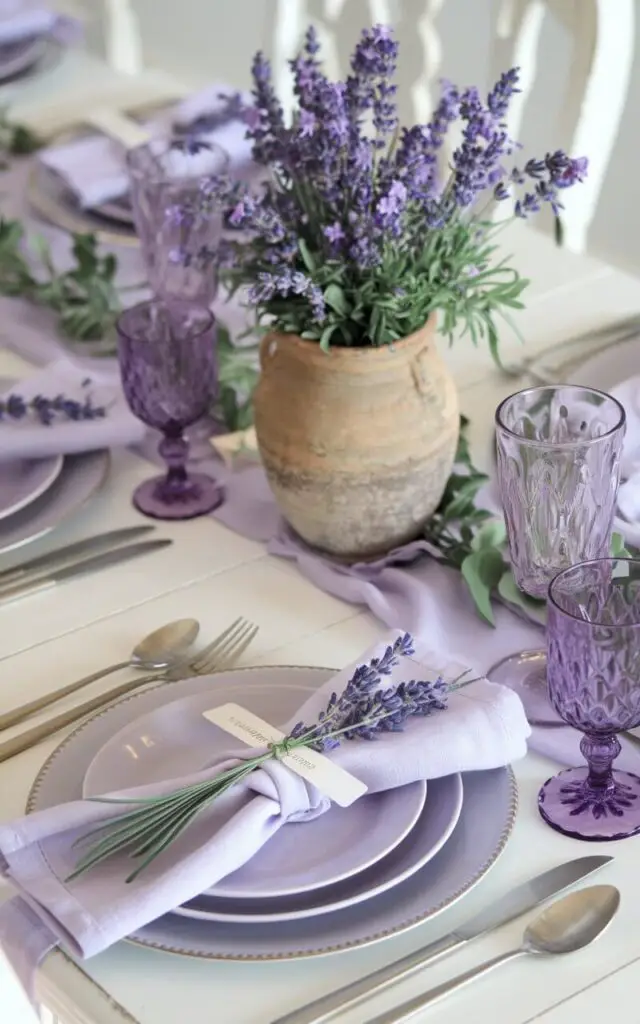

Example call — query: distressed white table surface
[1,50,640,1023]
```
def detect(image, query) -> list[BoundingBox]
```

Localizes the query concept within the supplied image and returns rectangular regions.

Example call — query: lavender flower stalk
[68,633,453,883]
[0,384,106,425]
[188,24,586,366]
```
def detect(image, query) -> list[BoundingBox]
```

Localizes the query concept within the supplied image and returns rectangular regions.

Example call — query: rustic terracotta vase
[253,321,460,560]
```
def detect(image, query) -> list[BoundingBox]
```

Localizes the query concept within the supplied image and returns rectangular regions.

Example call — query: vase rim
[265,321,434,361]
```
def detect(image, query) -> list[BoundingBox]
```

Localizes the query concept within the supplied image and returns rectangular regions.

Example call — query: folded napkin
[0,4,55,44]
[0,358,146,463]
[0,631,530,981]
[40,83,255,210]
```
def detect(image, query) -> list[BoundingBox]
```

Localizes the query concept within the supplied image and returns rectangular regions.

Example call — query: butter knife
[270,855,613,1024]
[0,526,155,589]
[0,539,171,604]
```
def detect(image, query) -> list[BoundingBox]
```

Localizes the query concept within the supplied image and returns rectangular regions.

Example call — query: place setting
[29,82,256,245]
[1,17,640,1024]
[0,1,78,85]
[0,357,146,559]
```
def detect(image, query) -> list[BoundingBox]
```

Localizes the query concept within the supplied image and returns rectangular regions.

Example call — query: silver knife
[0,539,172,603]
[0,526,155,589]
[270,855,613,1024]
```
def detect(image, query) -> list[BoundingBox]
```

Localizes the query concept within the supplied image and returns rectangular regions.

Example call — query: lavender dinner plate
[0,453,63,521]
[82,674,429,900]
[0,449,109,556]
[28,667,517,961]
[173,772,462,923]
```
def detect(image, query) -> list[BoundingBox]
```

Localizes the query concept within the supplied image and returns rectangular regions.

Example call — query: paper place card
[203,703,368,807]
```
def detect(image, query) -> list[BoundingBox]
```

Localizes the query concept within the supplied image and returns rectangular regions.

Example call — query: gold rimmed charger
[25,664,518,964]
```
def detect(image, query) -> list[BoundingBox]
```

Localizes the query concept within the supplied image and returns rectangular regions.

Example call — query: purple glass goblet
[117,299,224,520]
[539,558,640,840]
[490,384,625,713]
[126,138,229,306]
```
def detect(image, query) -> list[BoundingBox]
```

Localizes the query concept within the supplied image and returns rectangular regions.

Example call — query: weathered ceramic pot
[253,321,459,560]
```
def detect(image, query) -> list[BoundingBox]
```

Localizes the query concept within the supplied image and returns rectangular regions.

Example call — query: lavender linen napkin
[0,631,530,984]
[0,4,55,43]
[39,83,255,210]
[0,358,145,462]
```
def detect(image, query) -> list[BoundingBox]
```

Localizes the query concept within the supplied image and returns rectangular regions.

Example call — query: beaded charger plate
[27,665,517,962]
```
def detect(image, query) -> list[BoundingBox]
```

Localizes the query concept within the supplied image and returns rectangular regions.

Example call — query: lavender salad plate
[0,450,109,556]
[0,453,63,521]
[30,667,517,961]
[82,672,430,900]
[172,771,462,923]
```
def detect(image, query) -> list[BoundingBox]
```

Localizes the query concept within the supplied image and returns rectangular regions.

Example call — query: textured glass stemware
[489,385,626,715]
[117,299,223,520]
[126,138,229,306]
[539,558,640,840]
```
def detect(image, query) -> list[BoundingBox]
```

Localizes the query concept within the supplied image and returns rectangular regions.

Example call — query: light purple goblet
[490,384,625,711]
[117,299,224,520]
[539,558,640,840]
[126,138,229,306]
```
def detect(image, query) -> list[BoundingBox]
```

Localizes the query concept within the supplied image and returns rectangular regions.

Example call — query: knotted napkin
[0,631,529,990]
[0,358,145,462]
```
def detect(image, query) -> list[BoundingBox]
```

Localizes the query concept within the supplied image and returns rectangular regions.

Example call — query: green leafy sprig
[211,322,259,431]
[0,219,120,340]
[0,108,41,165]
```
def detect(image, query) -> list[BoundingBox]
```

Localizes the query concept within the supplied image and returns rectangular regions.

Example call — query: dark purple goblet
[117,299,224,520]
[539,558,640,840]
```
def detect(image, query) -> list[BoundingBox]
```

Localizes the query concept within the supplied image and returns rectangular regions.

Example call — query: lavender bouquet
[69,633,464,881]
[214,24,587,362]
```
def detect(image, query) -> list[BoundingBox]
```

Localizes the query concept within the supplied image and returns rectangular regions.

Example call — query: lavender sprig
[0,385,106,425]
[183,25,587,365]
[68,632,453,883]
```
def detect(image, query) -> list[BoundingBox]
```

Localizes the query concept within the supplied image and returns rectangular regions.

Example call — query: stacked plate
[29,664,518,962]
[0,449,109,557]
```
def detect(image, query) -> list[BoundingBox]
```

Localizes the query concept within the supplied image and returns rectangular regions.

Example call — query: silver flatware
[271,855,612,1024]
[0,538,171,603]
[0,616,258,762]
[0,618,200,732]
[502,315,640,382]
[367,885,619,1023]
[0,525,155,589]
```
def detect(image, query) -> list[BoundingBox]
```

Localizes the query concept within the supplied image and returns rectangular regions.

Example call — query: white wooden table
[2,43,640,1024]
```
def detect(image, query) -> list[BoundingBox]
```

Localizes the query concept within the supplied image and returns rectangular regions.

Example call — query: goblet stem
[580,733,621,795]
[158,432,189,493]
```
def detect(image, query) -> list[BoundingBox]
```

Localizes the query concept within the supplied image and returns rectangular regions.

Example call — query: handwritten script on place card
[202,703,367,807]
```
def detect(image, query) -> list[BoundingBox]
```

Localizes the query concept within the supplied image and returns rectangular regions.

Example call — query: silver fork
[0,617,259,764]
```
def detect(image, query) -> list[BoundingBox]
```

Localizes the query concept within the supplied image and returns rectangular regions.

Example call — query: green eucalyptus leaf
[611,532,632,558]
[460,548,505,625]
[497,570,547,626]
[470,518,507,552]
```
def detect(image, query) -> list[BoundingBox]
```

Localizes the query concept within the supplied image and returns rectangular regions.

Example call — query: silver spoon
[366,885,620,1023]
[0,618,200,732]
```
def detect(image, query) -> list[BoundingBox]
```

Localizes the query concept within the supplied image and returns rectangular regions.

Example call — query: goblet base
[538,766,640,840]
[488,650,563,725]
[132,472,224,520]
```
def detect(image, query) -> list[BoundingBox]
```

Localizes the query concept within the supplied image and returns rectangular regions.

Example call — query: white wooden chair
[95,0,636,261]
